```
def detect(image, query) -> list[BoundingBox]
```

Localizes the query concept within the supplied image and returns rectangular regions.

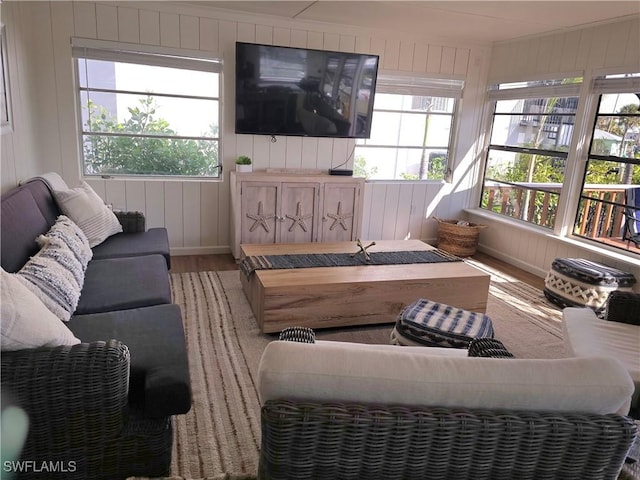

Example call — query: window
[353,74,463,181]
[480,78,582,228]
[1,25,11,131]
[72,40,222,179]
[573,74,640,254]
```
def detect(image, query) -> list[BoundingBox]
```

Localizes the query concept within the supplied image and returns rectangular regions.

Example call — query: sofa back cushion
[1,181,60,273]
[258,340,635,415]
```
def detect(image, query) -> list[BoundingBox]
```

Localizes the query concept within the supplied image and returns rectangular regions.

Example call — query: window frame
[1,24,12,133]
[71,38,223,181]
[479,78,583,229]
[571,73,640,254]
[354,73,464,182]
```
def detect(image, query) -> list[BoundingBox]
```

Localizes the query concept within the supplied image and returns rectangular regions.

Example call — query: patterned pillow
[37,215,92,269]
[52,182,122,247]
[1,269,80,350]
[468,338,515,358]
[15,241,84,321]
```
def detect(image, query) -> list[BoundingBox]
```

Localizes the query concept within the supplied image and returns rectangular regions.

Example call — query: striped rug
[140,266,638,480]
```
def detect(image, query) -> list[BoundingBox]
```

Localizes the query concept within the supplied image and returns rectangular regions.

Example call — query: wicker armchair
[1,340,173,480]
[260,401,636,480]
[257,340,638,480]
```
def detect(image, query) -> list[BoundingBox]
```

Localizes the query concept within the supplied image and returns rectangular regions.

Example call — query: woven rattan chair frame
[1,340,172,480]
[258,400,637,480]
[606,291,640,325]
[114,211,146,233]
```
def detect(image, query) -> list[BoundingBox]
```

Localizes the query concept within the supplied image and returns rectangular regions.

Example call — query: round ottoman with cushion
[544,258,636,316]
[390,298,495,348]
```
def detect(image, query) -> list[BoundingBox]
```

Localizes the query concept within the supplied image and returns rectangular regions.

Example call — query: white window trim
[71,38,223,181]
[479,73,640,259]
[357,72,463,182]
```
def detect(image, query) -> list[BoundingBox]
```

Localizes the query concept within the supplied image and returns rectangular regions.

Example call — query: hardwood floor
[170,251,545,290]
[170,253,238,273]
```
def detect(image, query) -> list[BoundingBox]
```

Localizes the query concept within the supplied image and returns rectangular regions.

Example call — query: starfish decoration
[246,201,275,233]
[327,201,353,231]
[285,202,313,232]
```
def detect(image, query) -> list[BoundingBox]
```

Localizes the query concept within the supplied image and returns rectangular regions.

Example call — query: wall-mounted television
[235,42,379,139]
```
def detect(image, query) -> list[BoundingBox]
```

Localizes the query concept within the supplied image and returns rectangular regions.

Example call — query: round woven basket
[434,217,486,257]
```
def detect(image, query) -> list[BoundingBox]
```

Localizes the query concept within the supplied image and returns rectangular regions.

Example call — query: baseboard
[170,245,232,256]
[476,244,547,279]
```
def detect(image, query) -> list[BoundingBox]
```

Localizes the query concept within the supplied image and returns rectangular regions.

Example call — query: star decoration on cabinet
[327,201,353,231]
[246,201,275,232]
[285,202,313,232]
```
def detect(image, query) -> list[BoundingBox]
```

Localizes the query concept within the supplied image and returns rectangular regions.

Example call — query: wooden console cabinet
[230,172,365,260]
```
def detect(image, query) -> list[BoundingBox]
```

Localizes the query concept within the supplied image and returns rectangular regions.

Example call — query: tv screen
[235,42,379,138]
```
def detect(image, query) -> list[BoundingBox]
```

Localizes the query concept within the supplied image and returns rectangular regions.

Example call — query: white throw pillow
[1,269,80,350]
[15,242,83,322]
[52,182,122,247]
[37,215,93,269]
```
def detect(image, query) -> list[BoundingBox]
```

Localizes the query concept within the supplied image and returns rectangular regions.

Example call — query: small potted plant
[235,155,252,173]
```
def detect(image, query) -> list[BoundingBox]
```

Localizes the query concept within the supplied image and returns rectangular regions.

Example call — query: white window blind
[488,82,582,100]
[376,73,464,98]
[592,75,640,94]
[71,38,222,73]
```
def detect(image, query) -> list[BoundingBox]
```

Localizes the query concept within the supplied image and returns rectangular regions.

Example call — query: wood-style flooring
[169,250,545,290]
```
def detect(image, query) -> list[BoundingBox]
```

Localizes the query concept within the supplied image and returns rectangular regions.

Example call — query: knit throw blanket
[240,249,461,277]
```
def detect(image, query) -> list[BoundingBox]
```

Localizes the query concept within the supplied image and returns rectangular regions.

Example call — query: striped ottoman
[390,299,495,348]
[544,258,636,316]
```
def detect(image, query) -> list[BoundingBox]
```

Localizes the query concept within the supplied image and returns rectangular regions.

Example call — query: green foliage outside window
[83,96,220,177]
[353,155,378,180]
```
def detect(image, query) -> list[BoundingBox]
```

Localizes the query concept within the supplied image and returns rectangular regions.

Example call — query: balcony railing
[483,182,640,254]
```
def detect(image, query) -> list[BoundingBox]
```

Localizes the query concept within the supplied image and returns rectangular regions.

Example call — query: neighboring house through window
[72,39,222,179]
[480,78,582,228]
[354,74,463,181]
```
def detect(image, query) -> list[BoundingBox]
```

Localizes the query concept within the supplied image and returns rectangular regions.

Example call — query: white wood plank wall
[1,1,489,255]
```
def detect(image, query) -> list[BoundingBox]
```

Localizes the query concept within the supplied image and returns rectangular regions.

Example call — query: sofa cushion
[76,255,171,314]
[1,269,80,350]
[67,304,191,417]
[53,181,123,247]
[91,228,171,269]
[0,187,52,273]
[15,241,84,321]
[258,340,635,415]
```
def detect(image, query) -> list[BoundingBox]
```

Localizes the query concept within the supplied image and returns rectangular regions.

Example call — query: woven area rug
[131,264,636,480]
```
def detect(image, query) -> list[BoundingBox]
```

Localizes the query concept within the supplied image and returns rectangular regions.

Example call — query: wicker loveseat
[1,176,191,479]
[257,340,637,480]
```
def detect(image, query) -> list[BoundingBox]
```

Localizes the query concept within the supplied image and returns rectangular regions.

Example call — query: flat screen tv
[235,42,379,138]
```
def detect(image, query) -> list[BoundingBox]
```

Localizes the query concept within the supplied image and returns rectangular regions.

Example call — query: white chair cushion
[563,307,640,408]
[258,340,634,415]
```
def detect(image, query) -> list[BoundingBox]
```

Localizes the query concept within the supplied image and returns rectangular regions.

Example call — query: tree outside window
[74,45,221,179]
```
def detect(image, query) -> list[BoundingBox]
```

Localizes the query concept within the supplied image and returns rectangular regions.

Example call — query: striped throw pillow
[37,215,93,269]
[52,182,122,247]
[16,240,84,321]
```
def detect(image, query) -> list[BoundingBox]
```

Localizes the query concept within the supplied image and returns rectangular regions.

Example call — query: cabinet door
[320,183,360,242]
[240,182,279,245]
[279,183,320,243]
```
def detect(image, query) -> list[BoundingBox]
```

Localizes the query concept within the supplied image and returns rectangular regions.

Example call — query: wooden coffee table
[240,240,491,333]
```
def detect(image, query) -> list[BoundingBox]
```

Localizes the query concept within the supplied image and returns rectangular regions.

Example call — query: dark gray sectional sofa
[0,177,191,479]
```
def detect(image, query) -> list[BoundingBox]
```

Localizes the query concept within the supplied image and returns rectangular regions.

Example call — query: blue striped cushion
[392,299,494,348]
